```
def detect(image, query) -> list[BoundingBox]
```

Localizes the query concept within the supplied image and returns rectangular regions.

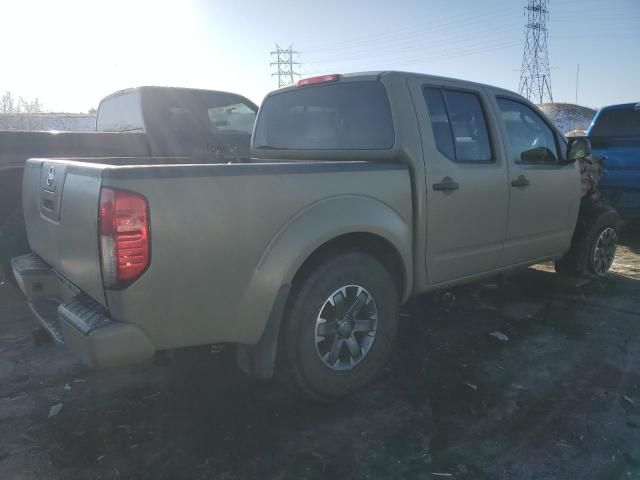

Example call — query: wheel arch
[235,195,412,380]
[289,232,408,303]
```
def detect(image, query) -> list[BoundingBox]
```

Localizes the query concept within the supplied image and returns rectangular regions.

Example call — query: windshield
[590,106,640,137]
[139,88,258,158]
[207,103,256,134]
[143,89,258,136]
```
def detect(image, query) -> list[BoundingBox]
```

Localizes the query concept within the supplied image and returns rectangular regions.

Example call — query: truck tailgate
[22,158,106,306]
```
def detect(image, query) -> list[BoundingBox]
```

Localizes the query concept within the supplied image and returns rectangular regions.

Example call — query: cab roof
[273,70,521,99]
[100,86,256,108]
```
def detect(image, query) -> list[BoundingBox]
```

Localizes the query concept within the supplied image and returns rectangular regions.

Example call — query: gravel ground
[1,232,639,480]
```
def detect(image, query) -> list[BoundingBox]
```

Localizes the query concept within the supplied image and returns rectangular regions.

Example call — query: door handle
[511,175,531,188]
[433,177,459,191]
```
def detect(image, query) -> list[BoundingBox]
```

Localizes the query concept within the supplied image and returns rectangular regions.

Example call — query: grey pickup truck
[0,86,258,282]
[13,72,619,400]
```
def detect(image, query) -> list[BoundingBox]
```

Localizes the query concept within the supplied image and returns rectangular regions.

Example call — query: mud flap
[235,283,291,380]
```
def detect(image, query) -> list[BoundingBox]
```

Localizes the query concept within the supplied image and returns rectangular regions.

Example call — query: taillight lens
[99,187,150,288]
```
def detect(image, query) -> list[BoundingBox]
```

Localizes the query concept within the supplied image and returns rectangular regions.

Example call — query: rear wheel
[0,207,29,286]
[555,204,620,277]
[279,251,399,401]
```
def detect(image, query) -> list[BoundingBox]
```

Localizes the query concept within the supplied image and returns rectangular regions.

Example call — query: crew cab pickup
[13,72,619,400]
[587,102,640,217]
[0,86,258,281]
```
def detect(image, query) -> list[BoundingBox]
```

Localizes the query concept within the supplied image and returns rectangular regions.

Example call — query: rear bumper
[11,253,155,368]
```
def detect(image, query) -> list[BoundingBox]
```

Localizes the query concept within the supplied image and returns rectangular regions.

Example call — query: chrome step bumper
[11,253,155,368]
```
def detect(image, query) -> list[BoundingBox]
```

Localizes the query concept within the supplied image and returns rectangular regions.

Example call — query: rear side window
[254,82,394,150]
[96,91,144,132]
[423,88,455,159]
[423,87,492,162]
[590,106,640,137]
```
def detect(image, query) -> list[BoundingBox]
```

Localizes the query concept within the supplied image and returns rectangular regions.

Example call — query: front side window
[423,87,492,162]
[497,98,559,164]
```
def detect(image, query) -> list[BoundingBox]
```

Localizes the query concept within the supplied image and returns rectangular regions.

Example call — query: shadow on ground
[2,244,640,479]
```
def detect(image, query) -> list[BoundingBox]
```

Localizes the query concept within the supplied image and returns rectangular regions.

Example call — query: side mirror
[566,137,592,163]
[520,146,556,163]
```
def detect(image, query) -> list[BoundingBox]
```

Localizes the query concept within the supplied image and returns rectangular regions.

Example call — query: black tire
[278,251,399,401]
[0,207,29,286]
[555,203,620,277]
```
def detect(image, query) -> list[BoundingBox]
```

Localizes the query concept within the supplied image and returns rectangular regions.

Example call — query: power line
[306,25,521,65]
[519,0,554,103]
[270,44,301,88]
[302,40,522,76]
[299,4,521,53]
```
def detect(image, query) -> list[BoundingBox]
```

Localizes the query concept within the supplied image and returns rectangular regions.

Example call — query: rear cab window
[253,81,394,150]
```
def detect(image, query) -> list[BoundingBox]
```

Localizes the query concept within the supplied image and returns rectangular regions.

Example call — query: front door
[409,78,509,285]
[490,95,581,266]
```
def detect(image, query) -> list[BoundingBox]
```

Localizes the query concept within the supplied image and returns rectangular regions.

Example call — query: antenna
[575,63,580,104]
[518,0,554,104]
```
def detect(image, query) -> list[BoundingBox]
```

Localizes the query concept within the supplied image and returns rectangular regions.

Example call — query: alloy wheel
[314,285,378,371]
[593,227,617,275]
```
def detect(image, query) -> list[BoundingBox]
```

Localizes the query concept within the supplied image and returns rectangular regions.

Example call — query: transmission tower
[270,44,301,88]
[518,0,553,104]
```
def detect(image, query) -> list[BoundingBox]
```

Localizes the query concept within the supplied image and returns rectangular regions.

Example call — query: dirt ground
[1,232,640,480]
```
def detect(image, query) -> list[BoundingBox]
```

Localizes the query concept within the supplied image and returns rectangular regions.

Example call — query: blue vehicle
[587,102,640,218]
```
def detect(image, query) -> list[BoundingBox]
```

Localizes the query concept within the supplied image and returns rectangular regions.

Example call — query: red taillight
[99,187,150,288]
[296,74,340,87]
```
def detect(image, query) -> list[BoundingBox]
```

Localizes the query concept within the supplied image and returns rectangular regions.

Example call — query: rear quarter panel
[102,162,412,349]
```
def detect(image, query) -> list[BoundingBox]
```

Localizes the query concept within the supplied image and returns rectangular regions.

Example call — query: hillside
[538,103,596,136]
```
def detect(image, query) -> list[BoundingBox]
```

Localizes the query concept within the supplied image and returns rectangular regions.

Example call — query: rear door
[489,93,580,265]
[409,77,509,284]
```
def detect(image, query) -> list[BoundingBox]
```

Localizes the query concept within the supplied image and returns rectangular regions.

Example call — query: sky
[1,0,638,113]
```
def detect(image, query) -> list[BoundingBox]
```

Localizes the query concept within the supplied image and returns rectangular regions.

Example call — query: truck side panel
[101,162,412,349]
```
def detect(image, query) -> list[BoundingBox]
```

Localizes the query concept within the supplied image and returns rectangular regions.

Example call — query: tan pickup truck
[12,72,619,400]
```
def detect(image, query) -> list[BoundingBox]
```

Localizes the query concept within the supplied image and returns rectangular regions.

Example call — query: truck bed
[21,158,412,356]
